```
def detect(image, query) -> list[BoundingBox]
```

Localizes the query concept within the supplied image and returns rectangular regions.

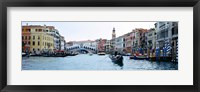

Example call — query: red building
[124,31,134,53]
[22,26,31,53]
[97,38,106,52]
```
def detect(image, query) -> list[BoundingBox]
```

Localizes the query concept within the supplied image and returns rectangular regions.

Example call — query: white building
[50,29,60,50]
[155,22,178,48]
[60,36,65,50]
[104,40,111,53]
[115,35,125,53]
[155,22,178,61]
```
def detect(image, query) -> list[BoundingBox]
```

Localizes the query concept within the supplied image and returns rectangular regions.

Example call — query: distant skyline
[22,22,156,42]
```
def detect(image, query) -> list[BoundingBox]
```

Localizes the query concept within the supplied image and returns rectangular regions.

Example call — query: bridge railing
[66,45,96,52]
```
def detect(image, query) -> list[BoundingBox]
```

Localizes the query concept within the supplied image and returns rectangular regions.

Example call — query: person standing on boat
[156,47,160,61]
[114,51,118,56]
[114,51,123,60]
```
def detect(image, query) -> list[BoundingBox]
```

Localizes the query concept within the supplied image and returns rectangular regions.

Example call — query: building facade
[30,25,54,54]
[22,26,31,53]
[22,25,60,55]
[155,22,178,60]
[97,38,106,52]
[104,40,111,54]
[124,31,134,53]
[146,28,156,50]
[132,28,148,54]
[49,29,60,50]
[60,36,65,50]
[115,35,125,54]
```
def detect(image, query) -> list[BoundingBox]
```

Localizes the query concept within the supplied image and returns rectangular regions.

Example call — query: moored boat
[130,53,148,60]
[130,55,149,60]
[148,56,172,61]
[68,52,78,56]
[43,53,67,57]
[97,51,106,55]
[22,53,27,57]
[30,54,42,56]
[149,57,156,61]
[43,50,67,57]
[89,53,93,56]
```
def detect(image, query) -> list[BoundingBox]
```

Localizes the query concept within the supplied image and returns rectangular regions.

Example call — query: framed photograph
[0,0,199,92]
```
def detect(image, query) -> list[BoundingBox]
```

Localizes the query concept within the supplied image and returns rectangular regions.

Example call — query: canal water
[22,54,178,70]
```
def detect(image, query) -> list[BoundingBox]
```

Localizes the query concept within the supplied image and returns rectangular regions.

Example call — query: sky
[22,22,156,42]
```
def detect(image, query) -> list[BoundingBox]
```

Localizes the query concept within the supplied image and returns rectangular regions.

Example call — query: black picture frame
[0,0,199,92]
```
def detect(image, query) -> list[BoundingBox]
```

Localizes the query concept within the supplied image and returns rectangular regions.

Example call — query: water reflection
[22,54,178,70]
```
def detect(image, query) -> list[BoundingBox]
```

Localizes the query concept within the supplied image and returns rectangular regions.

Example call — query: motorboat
[97,51,106,55]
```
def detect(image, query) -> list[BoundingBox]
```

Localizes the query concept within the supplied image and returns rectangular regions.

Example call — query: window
[38,36,40,40]
[148,33,152,37]
[123,44,125,48]
[35,29,37,32]
[33,36,35,40]
[25,36,27,40]
[38,41,40,45]
[29,36,31,40]
[33,41,35,46]
[172,27,178,35]
[22,36,24,40]
[28,41,30,45]
[39,29,42,32]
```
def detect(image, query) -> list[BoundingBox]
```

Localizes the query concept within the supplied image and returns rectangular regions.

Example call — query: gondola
[109,55,123,67]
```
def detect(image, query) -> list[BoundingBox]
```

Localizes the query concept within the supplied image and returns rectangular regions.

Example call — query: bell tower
[112,27,116,39]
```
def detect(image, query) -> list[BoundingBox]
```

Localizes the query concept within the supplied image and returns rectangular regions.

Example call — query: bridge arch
[66,45,97,54]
